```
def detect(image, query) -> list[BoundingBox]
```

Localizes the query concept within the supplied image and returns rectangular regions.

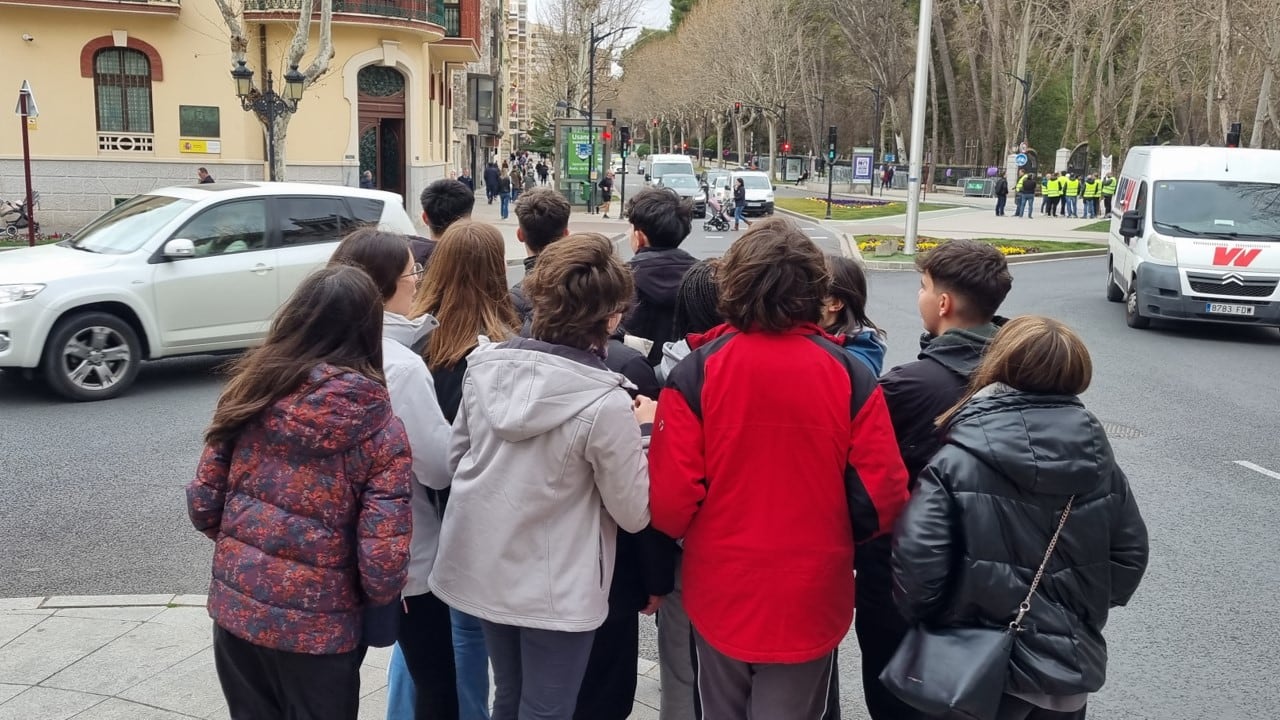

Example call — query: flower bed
[804,196,892,209]
[857,236,1032,256]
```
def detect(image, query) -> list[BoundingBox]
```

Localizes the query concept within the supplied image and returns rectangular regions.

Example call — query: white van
[1107,146,1280,330]
[645,153,696,186]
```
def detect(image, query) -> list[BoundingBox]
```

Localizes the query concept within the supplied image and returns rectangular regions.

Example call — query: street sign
[14,80,39,118]
[883,153,896,163]
[1015,153,1028,167]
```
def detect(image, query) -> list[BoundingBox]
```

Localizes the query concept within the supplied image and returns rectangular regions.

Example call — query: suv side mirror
[1119,211,1142,239]
[163,238,196,259]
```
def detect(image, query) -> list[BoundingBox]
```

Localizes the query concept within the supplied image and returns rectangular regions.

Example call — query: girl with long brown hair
[891,316,1149,720]
[186,265,413,719]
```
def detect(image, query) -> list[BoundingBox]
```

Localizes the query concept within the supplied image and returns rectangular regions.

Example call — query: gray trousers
[694,631,836,720]
[657,552,697,720]
[482,620,595,720]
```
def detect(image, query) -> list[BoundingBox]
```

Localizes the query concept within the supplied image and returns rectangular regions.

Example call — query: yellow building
[0,0,486,232]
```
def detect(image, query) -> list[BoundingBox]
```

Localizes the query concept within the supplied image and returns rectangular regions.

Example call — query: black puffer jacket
[891,388,1149,697]
[625,246,698,365]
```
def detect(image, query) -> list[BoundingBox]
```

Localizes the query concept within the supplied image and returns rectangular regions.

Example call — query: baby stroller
[704,194,732,232]
[1,193,39,239]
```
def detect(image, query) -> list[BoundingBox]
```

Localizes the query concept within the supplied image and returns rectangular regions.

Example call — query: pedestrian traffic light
[602,129,612,142]
[651,118,658,127]
[619,125,630,147]
[827,125,838,161]
[734,102,742,114]
[782,140,791,153]
[682,142,688,151]
[1226,122,1242,148]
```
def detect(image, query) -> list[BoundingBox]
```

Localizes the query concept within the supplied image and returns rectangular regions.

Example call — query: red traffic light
[602,130,612,141]
[782,142,791,153]
[734,102,742,113]
[682,142,688,150]
[651,118,659,127]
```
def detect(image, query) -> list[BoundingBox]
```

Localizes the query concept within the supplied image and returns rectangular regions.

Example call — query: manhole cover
[1101,421,1142,439]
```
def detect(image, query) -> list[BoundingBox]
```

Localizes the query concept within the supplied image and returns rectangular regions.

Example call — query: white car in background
[731,170,776,216]
[0,182,416,401]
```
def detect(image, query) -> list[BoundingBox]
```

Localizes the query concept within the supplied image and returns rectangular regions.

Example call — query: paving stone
[52,607,166,623]
[0,612,48,649]
[358,661,387,698]
[147,608,212,631]
[70,697,195,720]
[362,644,393,670]
[118,647,222,715]
[43,621,211,696]
[633,673,662,712]
[357,688,388,720]
[627,701,661,720]
[0,684,24,704]
[168,595,207,608]
[636,657,657,676]
[42,595,174,609]
[0,616,135,685]
[0,599,44,611]
[0,686,102,720]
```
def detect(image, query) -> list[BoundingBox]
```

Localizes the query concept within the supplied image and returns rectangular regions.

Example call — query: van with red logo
[1106,146,1280,330]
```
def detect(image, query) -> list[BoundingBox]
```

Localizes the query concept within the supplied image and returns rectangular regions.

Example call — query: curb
[774,207,859,260]
[0,594,208,610]
[862,247,1107,271]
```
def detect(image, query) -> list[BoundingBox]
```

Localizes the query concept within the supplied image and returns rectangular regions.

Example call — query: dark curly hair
[718,217,827,332]
[524,233,635,350]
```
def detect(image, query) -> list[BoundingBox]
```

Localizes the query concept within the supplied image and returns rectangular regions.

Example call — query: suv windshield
[68,195,195,254]
[739,175,772,190]
[663,175,699,189]
[651,162,692,178]
[1152,181,1280,239]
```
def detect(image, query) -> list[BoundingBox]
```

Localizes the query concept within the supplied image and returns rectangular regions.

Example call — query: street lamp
[232,60,306,182]
[1004,70,1031,150]
[584,23,634,214]
[810,95,834,220]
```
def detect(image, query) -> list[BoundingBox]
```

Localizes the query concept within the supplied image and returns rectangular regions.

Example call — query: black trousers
[574,607,639,720]
[213,624,367,720]
[996,695,1088,720]
[853,536,930,720]
[398,592,460,720]
[995,194,1008,216]
[1103,195,1112,215]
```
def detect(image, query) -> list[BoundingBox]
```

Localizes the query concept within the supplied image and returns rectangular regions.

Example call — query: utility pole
[585,22,634,214]
[1005,71,1032,148]
[904,0,934,255]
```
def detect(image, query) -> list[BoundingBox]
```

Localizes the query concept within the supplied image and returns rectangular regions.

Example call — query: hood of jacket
[383,311,438,351]
[631,246,698,307]
[917,317,1007,376]
[261,363,392,457]
[687,322,843,350]
[464,337,630,442]
[945,386,1109,496]
[840,329,888,375]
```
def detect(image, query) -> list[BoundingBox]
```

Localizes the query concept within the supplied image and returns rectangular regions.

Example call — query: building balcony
[0,0,180,16]
[433,0,481,63]
[243,0,450,40]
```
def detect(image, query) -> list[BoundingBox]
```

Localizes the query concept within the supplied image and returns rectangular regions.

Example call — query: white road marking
[809,236,830,239]
[705,235,724,240]
[1234,461,1280,481]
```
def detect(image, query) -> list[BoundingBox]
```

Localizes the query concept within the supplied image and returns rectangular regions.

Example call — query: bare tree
[212,0,335,181]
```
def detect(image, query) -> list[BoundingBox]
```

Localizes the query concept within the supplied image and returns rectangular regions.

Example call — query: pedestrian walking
[484,162,500,204]
[1018,171,1037,219]
[459,168,475,191]
[537,160,549,185]
[360,170,376,189]
[428,233,653,720]
[732,178,750,230]
[821,255,888,375]
[187,264,413,720]
[856,238,1013,720]
[599,171,616,218]
[649,218,909,720]
[994,170,1009,216]
[326,230,460,720]
[888,315,1149,720]
[623,187,697,365]
[197,167,215,184]
[498,169,512,220]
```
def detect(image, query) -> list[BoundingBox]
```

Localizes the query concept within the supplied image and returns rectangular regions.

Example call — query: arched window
[94,48,153,133]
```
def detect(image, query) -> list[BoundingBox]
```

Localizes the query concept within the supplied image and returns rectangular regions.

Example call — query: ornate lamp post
[232,60,306,182]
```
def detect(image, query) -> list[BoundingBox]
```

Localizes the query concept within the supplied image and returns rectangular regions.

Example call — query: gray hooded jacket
[429,338,651,632]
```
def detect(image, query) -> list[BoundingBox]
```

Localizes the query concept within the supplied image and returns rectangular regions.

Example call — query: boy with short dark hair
[510,188,573,329]
[413,179,476,267]
[856,238,1013,720]
[649,217,908,719]
[623,187,697,364]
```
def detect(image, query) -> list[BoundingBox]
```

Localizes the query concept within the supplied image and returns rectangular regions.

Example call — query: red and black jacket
[648,323,909,664]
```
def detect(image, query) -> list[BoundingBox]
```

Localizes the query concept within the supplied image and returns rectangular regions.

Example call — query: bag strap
[1010,495,1074,631]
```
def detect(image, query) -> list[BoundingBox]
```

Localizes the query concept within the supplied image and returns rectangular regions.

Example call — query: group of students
[186,178,1149,720]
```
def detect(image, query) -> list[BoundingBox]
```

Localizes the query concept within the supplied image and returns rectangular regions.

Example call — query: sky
[526,0,671,31]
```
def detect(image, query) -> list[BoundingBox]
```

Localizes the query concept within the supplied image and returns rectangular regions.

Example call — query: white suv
[0,182,417,401]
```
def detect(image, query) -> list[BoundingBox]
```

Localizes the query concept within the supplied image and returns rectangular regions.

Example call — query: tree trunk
[932,8,963,162]
[1252,66,1274,147]
[767,118,778,181]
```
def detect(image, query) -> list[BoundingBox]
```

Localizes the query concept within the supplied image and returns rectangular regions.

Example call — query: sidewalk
[0,595,663,720]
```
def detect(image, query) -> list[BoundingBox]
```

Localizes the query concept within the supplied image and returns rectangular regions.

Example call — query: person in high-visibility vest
[1063,173,1082,218]
[1042,172,1062,216]
[1082,175,1103,219]
[1101,173,1117,216]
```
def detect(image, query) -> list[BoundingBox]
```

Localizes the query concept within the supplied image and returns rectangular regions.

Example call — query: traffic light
[651,118,659,127]
[619,125,631,146]
[602,129,612,142]
[827,125,838,161]
[734,102,742,114]
[682,142,688,151]
[1226,122,1242,148]
[782,140,791,153]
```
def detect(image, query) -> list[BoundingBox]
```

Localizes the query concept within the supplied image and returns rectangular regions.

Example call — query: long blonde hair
[937,315,1093,427]
[409,220,518,370]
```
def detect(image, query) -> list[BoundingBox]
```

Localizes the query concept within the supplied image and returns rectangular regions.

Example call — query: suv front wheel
[42,312,142,401]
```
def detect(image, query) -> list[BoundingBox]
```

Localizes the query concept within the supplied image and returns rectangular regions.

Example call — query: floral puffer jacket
[186,364,413,655]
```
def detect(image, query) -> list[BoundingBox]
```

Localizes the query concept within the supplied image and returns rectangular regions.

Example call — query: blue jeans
[500,192,510,219]
[452,609,491,720]
[733,203,746,227]
[1066,196,1078,217]
[995,194,1007,216]
[1022,194,1035,218]
[385,644,416,720]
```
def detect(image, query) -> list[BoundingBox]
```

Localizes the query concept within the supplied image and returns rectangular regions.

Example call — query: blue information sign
[1015,153,1029,167]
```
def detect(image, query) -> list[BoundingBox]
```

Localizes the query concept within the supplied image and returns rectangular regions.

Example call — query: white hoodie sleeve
[585,391,652,534]
[386,358,452,490]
